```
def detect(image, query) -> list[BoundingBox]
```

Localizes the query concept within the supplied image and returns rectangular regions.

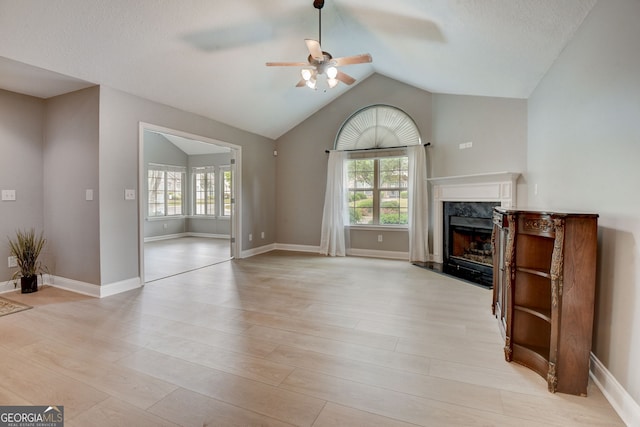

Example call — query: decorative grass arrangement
[8,228,48,289]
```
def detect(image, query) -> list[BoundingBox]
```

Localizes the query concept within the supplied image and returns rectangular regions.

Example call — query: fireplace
[426,172,520,287]
[443,202,499,287]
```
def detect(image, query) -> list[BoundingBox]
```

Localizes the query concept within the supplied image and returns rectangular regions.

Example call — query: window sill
[146,216,186,222]
[186,215,230,220]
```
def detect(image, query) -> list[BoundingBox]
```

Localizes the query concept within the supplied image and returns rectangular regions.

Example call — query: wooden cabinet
[491,208,598,396]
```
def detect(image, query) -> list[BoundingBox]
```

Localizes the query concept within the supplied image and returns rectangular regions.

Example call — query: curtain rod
[325,142,430,154]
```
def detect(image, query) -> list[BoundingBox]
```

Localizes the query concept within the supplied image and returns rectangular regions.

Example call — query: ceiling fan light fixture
[306,77,317,89]
[301,68,314,81]
[266,0,371,90]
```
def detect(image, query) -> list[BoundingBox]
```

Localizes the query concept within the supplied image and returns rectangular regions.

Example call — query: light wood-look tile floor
[0,251,624,426]
[144,237,231,282]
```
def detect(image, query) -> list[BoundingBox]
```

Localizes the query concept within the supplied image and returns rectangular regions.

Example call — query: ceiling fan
[266,0,372,90]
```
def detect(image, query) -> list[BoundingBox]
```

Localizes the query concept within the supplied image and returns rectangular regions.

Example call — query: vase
[20,275,38,293]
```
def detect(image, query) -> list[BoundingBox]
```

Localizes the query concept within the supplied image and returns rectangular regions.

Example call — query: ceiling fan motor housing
[313,0,324,10]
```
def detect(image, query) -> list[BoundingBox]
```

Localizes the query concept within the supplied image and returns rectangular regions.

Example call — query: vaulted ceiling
[0,0,596,139]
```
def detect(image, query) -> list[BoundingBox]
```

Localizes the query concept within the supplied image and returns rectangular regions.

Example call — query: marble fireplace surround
[429,172,520,264]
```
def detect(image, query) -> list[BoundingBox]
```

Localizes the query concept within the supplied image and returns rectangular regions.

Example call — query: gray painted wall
[98,86,276,285]
[0,90,45,284]
[43,87,101,285]
[431,94,528,206]
[275,74,433,250]
[275,74,528,254]
[527,0,640,406]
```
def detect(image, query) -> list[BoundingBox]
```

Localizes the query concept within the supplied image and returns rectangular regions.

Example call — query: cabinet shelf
[492,208,598,396]
[512,343,550,378]
[514,305,551,323]
[516,267,551,279]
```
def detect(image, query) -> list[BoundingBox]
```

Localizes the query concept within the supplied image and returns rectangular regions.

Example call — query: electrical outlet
[249,233,253,241]
[8,256,17,268]
[1,189,16,201]
[377,234,383,242]
[261,231,265,239]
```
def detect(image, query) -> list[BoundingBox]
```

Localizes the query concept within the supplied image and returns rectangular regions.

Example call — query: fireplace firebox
[443,201,499,288]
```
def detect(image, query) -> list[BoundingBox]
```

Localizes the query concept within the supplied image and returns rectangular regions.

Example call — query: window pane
[222,168,232,216]
[346,156,409,226]
[379,190,408,224]
[206,172,215,215]
[166,170,183,216]
[379,157,408,189]
[348,159,374,189]
[348,190,373,224]
[148,170,165,217]
[194,172,206,214]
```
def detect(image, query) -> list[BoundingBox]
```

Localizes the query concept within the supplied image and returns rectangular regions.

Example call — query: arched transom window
[334,104,421,151]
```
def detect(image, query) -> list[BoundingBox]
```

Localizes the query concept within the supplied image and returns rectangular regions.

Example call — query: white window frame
[147,163,186,218]
[220,165,232,217]
[346,153,409,227]
[192,166,216,217]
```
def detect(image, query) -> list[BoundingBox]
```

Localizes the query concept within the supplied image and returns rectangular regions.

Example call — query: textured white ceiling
[0,0,596,139]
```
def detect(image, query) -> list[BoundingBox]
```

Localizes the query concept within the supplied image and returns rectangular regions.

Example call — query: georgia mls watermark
[0,406,63,427]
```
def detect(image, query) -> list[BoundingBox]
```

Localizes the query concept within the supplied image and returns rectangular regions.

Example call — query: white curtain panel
[407,145,429,262]
[319,150,348,256]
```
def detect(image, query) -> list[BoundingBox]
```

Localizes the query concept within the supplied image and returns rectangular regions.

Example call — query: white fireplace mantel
[429,172,520,263]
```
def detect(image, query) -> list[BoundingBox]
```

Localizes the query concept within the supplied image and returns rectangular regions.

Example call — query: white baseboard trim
[97,277,142,298]
[591,353,639,426]
[187,233,229,240]
[51,276,141,298]
[241,243,277,258]
[259,244,411,261]
[144,232,229,243]
[144,232,187,242]
[2,275,141,298]
[0,281,18,294]
[274,243,320,254]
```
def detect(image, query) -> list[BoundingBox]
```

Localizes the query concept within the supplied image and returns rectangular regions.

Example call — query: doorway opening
[138,123,242,283]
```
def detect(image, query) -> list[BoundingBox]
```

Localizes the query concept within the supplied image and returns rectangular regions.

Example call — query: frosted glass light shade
[301,68,313,81]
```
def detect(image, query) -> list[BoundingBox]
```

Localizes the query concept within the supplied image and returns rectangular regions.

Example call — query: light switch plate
[85,189,94,201]
[125,189,136,200]
[1,189,16,201]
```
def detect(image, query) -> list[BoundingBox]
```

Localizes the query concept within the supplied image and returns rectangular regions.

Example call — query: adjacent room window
[347,155,409,225]
[221,166,232,217]
[147,164,185,217]
[192,166,215,216]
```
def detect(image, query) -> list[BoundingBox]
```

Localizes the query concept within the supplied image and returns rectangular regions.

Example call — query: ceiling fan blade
[305,39,324,61]
[266,61,309,67]
[333,53,372,67]
[336,70,356,85]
